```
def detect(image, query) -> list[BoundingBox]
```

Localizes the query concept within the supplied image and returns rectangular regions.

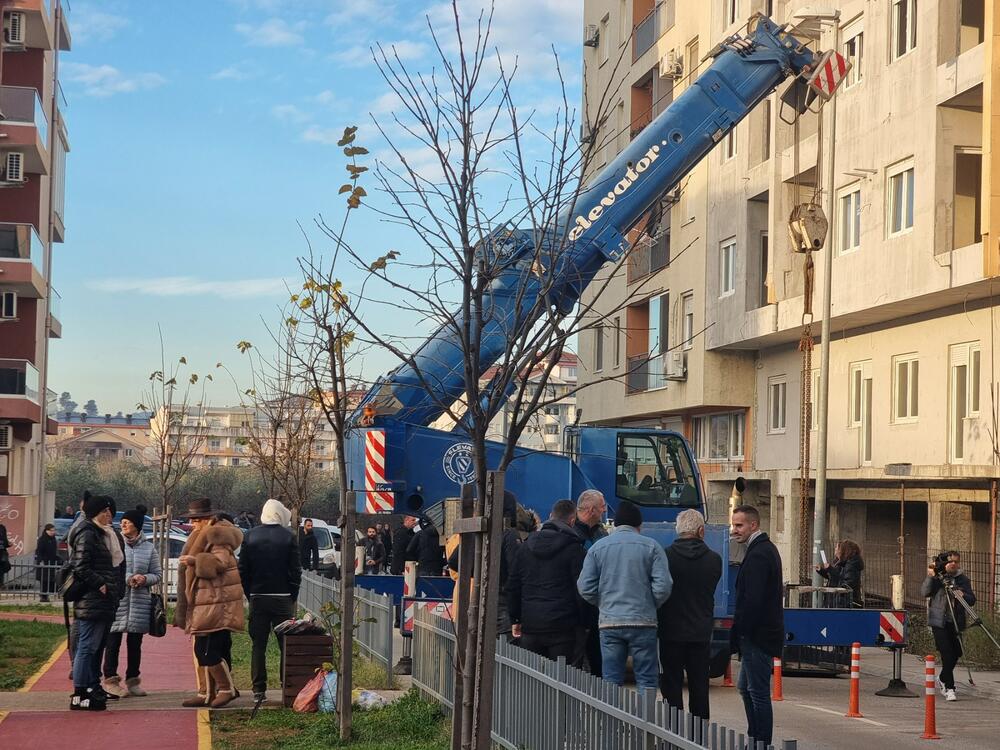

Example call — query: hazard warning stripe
[363,430,394,513]
[879,611,906,643]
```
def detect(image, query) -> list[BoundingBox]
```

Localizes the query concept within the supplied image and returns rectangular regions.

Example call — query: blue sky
[49,0,584,414]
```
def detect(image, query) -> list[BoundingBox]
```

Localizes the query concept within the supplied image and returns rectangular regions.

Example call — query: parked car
[52,517,74,561]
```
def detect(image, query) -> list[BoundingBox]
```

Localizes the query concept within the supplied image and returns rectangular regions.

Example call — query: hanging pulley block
[787,203,828,253]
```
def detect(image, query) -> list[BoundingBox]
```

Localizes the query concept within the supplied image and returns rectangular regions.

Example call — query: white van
[300,518,342,578]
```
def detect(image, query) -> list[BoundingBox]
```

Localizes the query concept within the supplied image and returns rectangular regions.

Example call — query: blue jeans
[599,627,659,691]
[737,637,773,745]
[73,618,111,691]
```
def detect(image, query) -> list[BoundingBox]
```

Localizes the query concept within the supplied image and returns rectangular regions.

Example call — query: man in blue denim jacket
[577,501,672,691]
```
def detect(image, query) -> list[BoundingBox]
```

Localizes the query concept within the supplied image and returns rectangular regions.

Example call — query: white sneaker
[944,689,957,702]
[936,678,946,696]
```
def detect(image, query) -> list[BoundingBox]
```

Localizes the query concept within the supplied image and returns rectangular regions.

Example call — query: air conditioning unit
[665,350,687,381]
[1,152,24,183]
[580,121,595,145]
[659,50,683,79]
[0,425,11,450]
[583,24,600,48]
[1,291,16,319]
[3,11,25,46]
[664,186,681,204]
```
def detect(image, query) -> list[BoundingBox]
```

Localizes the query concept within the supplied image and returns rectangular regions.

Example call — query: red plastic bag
[292,671,326,713]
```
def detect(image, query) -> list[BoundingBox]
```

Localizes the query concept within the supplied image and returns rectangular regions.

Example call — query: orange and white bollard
[922,654,941,740]
[723,661,734,687]
[772,657,784,701]
[845,642,863,717]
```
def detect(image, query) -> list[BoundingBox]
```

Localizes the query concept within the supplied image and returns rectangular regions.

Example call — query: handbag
[148,591,167,638]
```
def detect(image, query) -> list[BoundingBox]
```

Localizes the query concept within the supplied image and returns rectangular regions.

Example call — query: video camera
[931,551,952,577]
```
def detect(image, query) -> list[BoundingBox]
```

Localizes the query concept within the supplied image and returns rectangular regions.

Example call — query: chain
[798,323,813,584]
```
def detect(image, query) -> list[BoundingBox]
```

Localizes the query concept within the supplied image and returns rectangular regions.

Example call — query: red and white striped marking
[364,429,394,513]
[879,610,906,643]
[401,598,453,635]
[807,50,851,100]
[846,642,863,718]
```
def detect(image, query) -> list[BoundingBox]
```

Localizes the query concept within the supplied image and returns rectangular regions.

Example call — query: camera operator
[921,551,976,702]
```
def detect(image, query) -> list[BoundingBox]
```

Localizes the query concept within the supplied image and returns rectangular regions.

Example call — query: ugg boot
[208,662,237,708]
[102,675,128,698]
[125,677,147,697]
[181,668,211,707]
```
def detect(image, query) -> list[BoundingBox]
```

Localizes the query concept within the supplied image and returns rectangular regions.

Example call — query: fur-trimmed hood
[181,519,243,556]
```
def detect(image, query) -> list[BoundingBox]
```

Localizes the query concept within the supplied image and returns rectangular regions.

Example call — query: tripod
[940,576,1000,686]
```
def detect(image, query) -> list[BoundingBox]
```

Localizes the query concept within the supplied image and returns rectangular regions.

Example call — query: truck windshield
[615,433,700,508]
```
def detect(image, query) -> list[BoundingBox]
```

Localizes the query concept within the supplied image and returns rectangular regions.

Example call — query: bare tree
[292,4,676,746]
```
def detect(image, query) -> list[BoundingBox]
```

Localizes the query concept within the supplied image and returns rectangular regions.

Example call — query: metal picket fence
[0,560,61,602]
[297,572,395,687]
[412,607,798,750]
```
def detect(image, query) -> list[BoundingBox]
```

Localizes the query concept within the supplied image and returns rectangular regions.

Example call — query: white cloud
[60,63,166,98]
[211,62,257,81]
[271,104,311,123]
[71,4,130,44]
[325,0,396,26]
[236,18,306,47]
[337,39,427,68]
[301,125,344,145]
[88,277,287,299]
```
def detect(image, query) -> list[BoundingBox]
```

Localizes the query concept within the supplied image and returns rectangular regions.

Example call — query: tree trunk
[338,489,356,740]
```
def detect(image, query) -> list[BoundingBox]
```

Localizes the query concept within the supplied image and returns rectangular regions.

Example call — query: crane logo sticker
[443,443,475,485]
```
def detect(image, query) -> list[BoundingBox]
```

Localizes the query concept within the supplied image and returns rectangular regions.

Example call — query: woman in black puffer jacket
[816,539,865,607]
[67,493,125,711]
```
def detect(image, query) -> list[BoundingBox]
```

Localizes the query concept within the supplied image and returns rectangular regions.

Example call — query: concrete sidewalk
[859,648,1000,702]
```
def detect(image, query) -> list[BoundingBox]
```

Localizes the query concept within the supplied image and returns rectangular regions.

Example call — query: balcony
[48,287,61,338]
[55,0,71,51]
[3,0,54,50]
[626,233,670,283]
[0,359,42,424]
[0,86,49,171]
[626,353,667,393]
[632,0,675,62]
[0,223,46,297]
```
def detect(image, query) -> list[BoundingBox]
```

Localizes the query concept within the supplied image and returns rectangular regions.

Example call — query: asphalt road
[706,673,996,749]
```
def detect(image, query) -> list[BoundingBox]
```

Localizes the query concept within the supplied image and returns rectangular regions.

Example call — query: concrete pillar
[927,500,974,552]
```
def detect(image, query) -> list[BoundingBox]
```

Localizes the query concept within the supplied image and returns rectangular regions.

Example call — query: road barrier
[773,657,784,701]
[412,607,800,750]
[845,642,863,718]
[921,655,940,740]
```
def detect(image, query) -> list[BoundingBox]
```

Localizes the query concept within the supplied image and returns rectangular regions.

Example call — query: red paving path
[0,623,202,748]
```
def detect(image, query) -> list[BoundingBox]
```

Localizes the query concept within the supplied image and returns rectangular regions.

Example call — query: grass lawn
[0,604,62,617]
[0,619,66,690]
[229,630,395,691]
[211,689,449,750]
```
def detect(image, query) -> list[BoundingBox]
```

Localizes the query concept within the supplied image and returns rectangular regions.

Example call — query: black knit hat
[83,490,115,519]
[613,500,642,529]
[122,505,147,532]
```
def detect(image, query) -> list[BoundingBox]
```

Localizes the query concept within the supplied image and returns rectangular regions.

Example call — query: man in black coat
[238,498,302,702]
[730,505,784,747]
[377,523,393,572]
[298,518,320,571]
[574,489,608,676]
[657,509,722,721]
[406,519,443,576]
[390,516,418,576]
[507,499,586,661]
[68,493,125,710]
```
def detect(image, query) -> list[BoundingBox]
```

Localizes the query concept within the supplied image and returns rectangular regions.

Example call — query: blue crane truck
[344,15,907,675]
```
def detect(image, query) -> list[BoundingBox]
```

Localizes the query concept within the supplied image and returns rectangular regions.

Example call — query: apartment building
[579,0,998,578]
[48,412,152,461]
[150,405,339,471]
[0,0,70,557]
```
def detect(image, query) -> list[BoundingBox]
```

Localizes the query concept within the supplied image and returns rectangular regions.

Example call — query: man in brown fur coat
[173,497,244,708]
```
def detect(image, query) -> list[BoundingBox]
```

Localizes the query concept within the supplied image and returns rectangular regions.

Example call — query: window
[843,21,864,87]
[725,0,739,26]
[685,38,700,89]
[616,432,700,507]
[682,293,694,350]
[545,424,559,435]
[614,316,622,367]
[849,361,873,463]
[231,457,240,466]
[892,354,919,422]
[209,439,221,450]
[124,449,134,458]
[839,186,862,254]
[594,322,604,371]
[692,412,745,460]
[720,239,736,296]
[314,461,325,469]
[767,376,786,434]
[563,366,577,379]
[757,232,769,307]
[599,14,610,65]
[949,342,981,461]
[761,99,771,161]
[887,162,915,236]
[891,0,917,60]
[1,291,16,318]
[723,128,736,161]
[544,405,560,416]
[649,293,669,355]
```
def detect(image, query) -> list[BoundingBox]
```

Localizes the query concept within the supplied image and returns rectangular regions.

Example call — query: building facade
[48,412,152,461]
[0,0,69,557]
[578,0,998,581]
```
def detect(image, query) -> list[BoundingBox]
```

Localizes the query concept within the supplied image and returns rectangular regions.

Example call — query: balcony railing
[633,0,676,62]
[49,287,61,319]
[0,359,40,403]
[0,223,46,278]
[0,86,49,149]
[626,353,666,393]
[626,233,670,283]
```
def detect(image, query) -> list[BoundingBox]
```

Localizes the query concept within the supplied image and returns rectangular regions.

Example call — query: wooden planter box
[281,634,334,708]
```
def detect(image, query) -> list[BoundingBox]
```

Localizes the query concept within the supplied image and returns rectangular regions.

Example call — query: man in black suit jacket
[730,505,784,747]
